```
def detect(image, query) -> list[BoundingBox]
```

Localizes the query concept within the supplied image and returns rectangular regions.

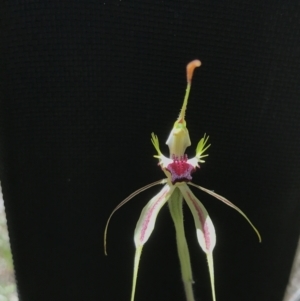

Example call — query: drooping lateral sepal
[179,184,216,253]
[134,184,175,247]
[130,184,175,301]
[103,179,167,255]
[188,182,262,242]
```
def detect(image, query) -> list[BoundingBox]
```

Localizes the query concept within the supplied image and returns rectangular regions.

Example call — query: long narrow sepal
[207,252,216,301]
[131,246,142,301]
[131,184,175,301]
[188,182,262,242]
[134,184,174,246]
[104,179,167,255]
[179,184,216,253]
[168,188,195,301]
[166,60,201,157]
[179,60,202,121]
[179,184,216,301]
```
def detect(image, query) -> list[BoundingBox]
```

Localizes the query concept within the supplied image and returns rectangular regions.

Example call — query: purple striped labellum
[104,60,261,301]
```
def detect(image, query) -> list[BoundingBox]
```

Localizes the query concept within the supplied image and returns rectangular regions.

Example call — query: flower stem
[169,188,195,301]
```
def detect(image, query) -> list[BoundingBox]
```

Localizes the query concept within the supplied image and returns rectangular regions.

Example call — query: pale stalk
[207,252,216,301]
[169,187,195,301]
[130,246,142,301]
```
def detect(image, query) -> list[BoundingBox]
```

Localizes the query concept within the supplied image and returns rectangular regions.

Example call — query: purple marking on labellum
[167,154,195,184]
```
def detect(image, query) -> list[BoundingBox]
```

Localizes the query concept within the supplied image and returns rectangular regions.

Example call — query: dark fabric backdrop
[1,1,300,301]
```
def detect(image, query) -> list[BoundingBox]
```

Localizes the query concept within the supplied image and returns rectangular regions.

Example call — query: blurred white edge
[283,237,300,301]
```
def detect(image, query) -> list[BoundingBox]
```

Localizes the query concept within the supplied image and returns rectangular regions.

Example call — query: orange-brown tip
[186,60,201,83]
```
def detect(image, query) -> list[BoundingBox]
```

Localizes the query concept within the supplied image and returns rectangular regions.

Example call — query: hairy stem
[169,188,195,301]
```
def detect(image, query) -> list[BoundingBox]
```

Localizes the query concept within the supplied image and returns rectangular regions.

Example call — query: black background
[1,1,300,301]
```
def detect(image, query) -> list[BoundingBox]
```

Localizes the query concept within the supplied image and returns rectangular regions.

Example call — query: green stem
[169,188,195,301]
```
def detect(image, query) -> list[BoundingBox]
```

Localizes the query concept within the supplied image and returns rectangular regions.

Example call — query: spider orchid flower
[104,60,261,301]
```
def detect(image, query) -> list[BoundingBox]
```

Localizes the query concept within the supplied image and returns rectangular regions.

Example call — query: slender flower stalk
[168,187,195,301]
[104,60,261,301]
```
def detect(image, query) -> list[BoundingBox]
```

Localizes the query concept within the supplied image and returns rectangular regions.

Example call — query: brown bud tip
[186,60,201,83]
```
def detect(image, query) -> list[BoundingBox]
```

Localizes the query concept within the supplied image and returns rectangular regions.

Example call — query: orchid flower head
[104,60,261,301]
